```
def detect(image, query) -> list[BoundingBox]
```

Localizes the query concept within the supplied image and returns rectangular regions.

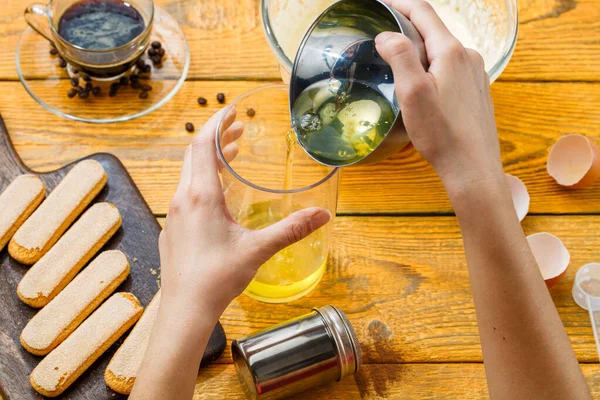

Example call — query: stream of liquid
[240,131,328,303]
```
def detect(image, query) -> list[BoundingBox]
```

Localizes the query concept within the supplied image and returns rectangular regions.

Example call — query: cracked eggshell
[506,174,530,222]
[527,233,570,288]
[547,134,600,189]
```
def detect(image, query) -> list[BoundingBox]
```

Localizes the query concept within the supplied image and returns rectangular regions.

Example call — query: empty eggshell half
[527,233,570,287]
[506,174,530,222]
[547,134,600,189]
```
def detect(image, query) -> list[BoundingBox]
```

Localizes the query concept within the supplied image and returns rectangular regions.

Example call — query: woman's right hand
[375,0,505,199]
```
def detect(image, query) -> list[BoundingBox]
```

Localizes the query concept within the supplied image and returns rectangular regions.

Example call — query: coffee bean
[92,87,101,96]
[70,77,79,87]
[120,76,130,86]
[247,108,256,117]
[197,97,207,106]
[141,84,152,92]
[151,56,162,65]
[217,93,226,104]
[131,81,141,89]
[143,65,152,73]
[67,89,77,98]
[85,82,93,91]
[58,59,67,68]
[130,74,139,82]
[157,48,165,57]
[109,89,118,97]
[151,41,161,49]
[75,85,85,93]
[78,90,89,99]
[148,48,157,57]
[82,74,91,82]
[72,69,79,74]
[50,48,59,56]
[137,59,147,69]
[185,122,194,133]
[139,91,149,99]
[110,82,121,90]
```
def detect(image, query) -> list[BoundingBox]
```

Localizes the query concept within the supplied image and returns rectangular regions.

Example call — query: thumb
[375,32,431,105]
[249,207,332,262]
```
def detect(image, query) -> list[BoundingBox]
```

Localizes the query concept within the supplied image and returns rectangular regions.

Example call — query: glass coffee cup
[24,0,154,80]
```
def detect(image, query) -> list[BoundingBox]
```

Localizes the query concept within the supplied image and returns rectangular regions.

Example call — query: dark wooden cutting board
[0,116,227,400]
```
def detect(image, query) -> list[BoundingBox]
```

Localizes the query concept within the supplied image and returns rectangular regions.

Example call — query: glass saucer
[16,5,190,124]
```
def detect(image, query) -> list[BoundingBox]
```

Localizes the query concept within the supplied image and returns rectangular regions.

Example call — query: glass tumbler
[216,85,340,304]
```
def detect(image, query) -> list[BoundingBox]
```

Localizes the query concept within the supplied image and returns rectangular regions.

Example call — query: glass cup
[24,0,154,80]
[216,85,340,304]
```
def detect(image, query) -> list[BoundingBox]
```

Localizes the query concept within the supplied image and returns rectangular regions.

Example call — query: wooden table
[1,0,600,398]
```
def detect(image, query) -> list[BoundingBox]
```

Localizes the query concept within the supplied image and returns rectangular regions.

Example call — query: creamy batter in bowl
[261,0,517,83]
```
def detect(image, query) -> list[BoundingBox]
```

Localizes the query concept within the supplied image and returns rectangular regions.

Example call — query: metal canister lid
[315,305,363,379]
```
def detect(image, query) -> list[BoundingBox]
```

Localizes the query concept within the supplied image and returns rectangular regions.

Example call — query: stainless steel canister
[289,0,429,166]
[232,305,362,399]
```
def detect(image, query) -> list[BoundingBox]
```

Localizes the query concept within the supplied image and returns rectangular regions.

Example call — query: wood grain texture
[1,80,599,215]
[0,0,599,81]
[156,215,600,364]
[191,363,600,399]
[0,119,226,400]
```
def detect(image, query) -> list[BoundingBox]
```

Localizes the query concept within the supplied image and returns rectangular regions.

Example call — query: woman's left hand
[159,109,332,320]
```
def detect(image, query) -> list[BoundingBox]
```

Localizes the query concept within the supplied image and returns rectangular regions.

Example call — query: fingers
[221,121,244,148]
[380,0,459,61]
[375,32,434,107]
[189,108,234,192]
[249,208,332,262]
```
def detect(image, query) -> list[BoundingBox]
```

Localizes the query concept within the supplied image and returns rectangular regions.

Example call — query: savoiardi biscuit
[9,159,107,265]
[17,202,122,308]
[0,174,45,251]
[30,292,143,398]
[105,290,161,394]
[21,251,130,356]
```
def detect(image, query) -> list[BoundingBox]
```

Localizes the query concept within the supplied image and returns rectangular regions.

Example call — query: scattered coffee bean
[120,76,130,86]
[131,81,141,89]
[130,74,139,82]
[50,48,59,56]
[185,122,194,133]
[151,41,161,49]
[67,89,77,98]
[141,84,152,91]
[217,93,226,104]
[137,59,147,69]
[82,74,91,82]
[150,56,161,65]
[85,82,93,91]
[143,64,152,73]
[70,77,79,87]
[75,85,85,93]
[92,86,101,96]
[197,97,207,106]
[148,48,157,57]
[72,69,79,74]
[157,48,165,57]
[109,91,117,97]
[78,90,90,99]
[109,82,120,97]
[58,58,67,68]
[247,108,256,117]
[139,91,149,99]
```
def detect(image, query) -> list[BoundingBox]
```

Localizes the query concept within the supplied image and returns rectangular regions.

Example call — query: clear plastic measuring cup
[572,263,600,358]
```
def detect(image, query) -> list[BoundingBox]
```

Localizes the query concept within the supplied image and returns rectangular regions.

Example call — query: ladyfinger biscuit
[21,251,130,356]
[9,159,107,264]
[105,290,161,394]
[0,175,45,251]
[30,292,143,398]
[17,202,122,308]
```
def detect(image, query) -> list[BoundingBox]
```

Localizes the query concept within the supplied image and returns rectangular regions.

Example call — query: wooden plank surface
[2,80,599,216]
[0,0,599,82]
[155,216,600,364]
[191,363,600,399]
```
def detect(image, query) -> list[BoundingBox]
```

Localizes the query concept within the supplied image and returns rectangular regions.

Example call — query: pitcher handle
[24,3,54,44]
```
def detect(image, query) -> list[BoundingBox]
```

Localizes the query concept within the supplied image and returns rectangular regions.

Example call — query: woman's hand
[159,109,332,320]
[375,0,504,199]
